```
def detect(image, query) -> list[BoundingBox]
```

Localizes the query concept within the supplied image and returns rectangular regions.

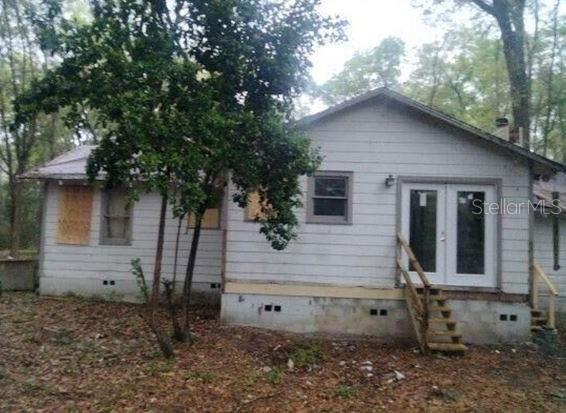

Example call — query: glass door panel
[446,185,497,287]
[401,183,445,284]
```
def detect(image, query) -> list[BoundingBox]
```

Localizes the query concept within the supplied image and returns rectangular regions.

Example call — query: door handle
[440,232,446,242]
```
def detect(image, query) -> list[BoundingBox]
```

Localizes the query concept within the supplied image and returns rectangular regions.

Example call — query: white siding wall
[40,181,224,299]
[534,215,566,310]
[225,100,531,294]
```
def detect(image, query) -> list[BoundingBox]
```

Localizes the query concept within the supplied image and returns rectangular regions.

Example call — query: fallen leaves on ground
[0,292,565,412]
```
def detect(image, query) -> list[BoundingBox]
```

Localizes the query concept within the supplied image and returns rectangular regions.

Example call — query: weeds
[184,370,217,383]
[265,367,282,384]
[335,385,355,399]
[289,342,322,368]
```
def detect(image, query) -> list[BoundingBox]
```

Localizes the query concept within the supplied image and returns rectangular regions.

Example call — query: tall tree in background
[404,25,511,131]
[318,36,405,104]
[16,0,344,356]
[415,0,532,147]
[468,0,531,146]
[0,0,79,253]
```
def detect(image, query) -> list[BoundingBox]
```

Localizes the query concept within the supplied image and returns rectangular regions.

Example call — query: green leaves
[17,0,343,250]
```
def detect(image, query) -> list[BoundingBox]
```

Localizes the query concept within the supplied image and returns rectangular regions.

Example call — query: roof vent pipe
[495,117,510,141]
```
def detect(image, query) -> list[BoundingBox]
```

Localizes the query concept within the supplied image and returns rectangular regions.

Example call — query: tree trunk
[471,0,530,147]
[168,216,185,341]
[148,193,174,358]
[178,213,204,342]
[8,177,22,256]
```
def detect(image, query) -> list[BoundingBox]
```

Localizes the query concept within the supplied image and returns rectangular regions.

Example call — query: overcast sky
[309,0,444,85]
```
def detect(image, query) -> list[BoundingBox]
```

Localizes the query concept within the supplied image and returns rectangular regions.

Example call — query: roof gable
[300,88,565,175]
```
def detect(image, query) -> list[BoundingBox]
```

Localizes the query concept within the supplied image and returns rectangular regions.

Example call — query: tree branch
[469,0,496,16]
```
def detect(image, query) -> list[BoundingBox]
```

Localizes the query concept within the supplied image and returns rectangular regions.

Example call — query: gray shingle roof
[20,145,98,180]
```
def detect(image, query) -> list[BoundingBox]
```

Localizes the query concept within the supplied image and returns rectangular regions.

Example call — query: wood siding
[225,100,531,294]
[40,181,223,297]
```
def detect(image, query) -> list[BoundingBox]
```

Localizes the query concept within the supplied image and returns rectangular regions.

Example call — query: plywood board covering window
[246,191,270,221]
[101,188,132,245]
[57,185,94,245]
[188,208,220,229]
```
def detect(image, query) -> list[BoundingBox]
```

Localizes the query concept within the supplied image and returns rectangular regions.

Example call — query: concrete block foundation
[221,293,532,345]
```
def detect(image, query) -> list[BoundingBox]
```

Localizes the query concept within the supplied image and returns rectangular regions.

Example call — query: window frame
[99,187,133,246]
[306,171,353,225]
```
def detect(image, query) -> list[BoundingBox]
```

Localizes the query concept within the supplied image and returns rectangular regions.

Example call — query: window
[100,188,132,245]
[245,191,271,221]
[57,185,94,245]
[307,171,353,224]
[188,185,223,229]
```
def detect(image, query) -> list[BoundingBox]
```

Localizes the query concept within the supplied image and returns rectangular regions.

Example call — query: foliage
[0,0,78,252]
[318,36,406,105]
[265,367,282,384]
[131,258,149,303]
[15,0,345,249]
[289,342,322,368]
[14,0,344,354]
[185,370,217,383]
[334,385,355,399]
[318,1,565,161]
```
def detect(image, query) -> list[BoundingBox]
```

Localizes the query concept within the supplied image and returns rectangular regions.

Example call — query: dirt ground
[1,293,565,412]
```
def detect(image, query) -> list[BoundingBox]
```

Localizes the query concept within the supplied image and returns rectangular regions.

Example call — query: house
[23,88,566,350]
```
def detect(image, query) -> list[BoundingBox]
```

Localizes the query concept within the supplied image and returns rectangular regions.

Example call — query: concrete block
[222,293,533,345]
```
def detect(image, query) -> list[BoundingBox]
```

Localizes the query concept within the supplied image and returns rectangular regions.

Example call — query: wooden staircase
[530,263,559,333]
[397,233,467,354]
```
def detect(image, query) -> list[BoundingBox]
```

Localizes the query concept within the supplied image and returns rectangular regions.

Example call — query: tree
[0,0,77,254]
[415,0,532,147]
[404,25,511,131]
[317,36,405,104]
[16,0,344,356]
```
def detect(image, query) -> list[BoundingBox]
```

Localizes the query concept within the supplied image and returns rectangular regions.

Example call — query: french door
[400,183,497,287]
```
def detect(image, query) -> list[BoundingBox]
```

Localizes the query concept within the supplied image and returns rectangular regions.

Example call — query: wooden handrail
[533,263,559,295]
[532,263,559,330]
[397,233,431,353]
[397,258,423,315]
[397,232,431,287]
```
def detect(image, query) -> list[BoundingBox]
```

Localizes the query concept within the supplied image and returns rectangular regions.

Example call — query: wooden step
[429,306,452,315]
[531,325,543,332]
[428,331,463,344]
[429,318,457,330]
[427,342,467,353]
[531,309,546,318]
[531,316,548,326]
[428,331,462,338]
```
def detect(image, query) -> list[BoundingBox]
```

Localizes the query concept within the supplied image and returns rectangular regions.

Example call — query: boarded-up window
[188,184,223,230]
[246,191,270,221]
[188,208,221,229]
[101,188,132,245]
[57,185,94,245]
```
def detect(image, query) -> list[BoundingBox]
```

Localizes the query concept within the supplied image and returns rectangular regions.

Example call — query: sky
[309,0,444,85]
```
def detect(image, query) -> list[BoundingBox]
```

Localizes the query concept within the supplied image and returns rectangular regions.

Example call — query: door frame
[396,176,503,291]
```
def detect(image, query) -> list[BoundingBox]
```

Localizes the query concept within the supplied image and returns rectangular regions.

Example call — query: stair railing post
[548,294,556,330]
[531,271,539,310]
[422,285,430,354]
